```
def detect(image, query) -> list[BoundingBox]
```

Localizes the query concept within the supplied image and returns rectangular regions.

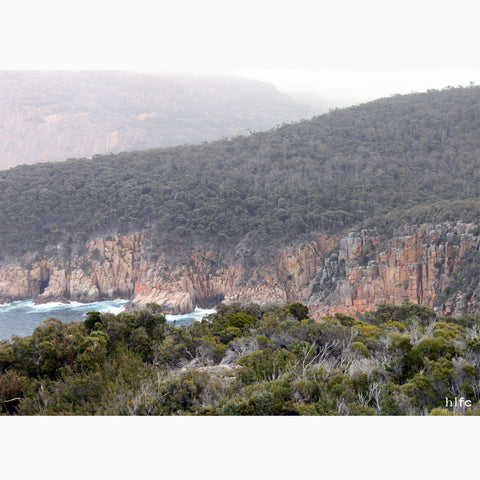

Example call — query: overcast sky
[2,0,480,107]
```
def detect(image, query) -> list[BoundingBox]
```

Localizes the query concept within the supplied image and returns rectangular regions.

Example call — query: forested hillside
[0,70,316,170]
[0,85,479,260]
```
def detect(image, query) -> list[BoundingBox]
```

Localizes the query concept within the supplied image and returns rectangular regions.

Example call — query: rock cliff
[1,223,479,318]
[0,234,144,304]
[307,222,480,318]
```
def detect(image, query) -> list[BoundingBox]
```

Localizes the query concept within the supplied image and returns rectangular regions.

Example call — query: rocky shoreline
[1,222,479,318]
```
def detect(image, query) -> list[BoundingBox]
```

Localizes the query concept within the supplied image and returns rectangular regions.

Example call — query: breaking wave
[0,300,216,340]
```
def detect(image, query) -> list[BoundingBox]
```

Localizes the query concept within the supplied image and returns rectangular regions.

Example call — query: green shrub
[351,341,370,358]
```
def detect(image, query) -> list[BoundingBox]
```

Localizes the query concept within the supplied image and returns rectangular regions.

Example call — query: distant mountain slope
[0,70,317,169]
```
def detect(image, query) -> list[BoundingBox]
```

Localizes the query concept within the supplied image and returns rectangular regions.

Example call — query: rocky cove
[1,222,479,319]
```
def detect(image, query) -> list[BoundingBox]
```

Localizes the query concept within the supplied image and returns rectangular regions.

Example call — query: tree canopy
[1,85,480,260]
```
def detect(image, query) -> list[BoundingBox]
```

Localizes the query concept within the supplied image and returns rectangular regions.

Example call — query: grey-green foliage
[2,301,480,415]
[1,85,480,260]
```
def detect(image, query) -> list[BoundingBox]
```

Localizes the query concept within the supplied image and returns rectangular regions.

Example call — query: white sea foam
[0,300,34,311]
[165,307,216,323]
[100,305,126,315]
[30,299,128,312]
[31,302,70,311]
[68,301,87,308]
[0,299,209,340]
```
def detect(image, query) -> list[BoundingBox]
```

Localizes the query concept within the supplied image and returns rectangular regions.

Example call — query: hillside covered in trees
[0,85,479,262]
[1,301,479,415]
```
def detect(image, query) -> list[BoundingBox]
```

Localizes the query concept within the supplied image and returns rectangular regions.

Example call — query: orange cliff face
[307,222,480,319]
[128,235,337,313]
[0,223,479,317]
[0,234,144,305]
[0,233,335,313]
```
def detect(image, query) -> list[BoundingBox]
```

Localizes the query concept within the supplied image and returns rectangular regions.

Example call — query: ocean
[0,299,216,340]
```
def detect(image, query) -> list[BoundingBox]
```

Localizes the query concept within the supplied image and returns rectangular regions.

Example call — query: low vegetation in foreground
[1,302,480,415]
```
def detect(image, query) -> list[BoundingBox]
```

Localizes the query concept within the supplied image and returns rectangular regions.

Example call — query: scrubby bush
[1,301,479,415]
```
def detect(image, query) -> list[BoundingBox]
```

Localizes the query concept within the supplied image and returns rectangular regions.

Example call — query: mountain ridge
[0,70,317,169]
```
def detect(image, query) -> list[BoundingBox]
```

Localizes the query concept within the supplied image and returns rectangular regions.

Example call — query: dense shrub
[1,301,480,415]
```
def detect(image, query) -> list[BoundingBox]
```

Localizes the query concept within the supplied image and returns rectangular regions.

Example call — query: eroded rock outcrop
[0,234,144,305]
[1,223,479,318]
[308,222,480,319]
[0,233,334,313]
[129,235,336,313]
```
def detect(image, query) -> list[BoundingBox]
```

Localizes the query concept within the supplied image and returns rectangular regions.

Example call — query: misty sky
[2,0,480,108]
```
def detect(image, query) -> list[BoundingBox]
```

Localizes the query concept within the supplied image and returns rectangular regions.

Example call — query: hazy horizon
[4,66,478,113]
[241,69,480,109]
[3,0,479,111]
